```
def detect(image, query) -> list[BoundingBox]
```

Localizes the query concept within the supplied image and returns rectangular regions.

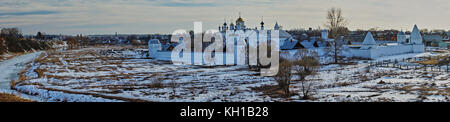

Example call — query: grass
[250,85,298,99]
[415,60,439,65]
[415,55,449,65]
[0,93,34,102]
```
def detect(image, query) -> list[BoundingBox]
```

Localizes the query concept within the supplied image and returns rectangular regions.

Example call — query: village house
[423,32,450,48]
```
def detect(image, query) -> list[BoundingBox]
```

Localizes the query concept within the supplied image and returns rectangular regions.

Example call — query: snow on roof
[316,41,328,47]
[362,32,376,45]
[279,30,291,38]
[268,30,292,39]
[280,39,302,50]
[148,39,160,44]
[423,35,442,42]
[300,40,315,48]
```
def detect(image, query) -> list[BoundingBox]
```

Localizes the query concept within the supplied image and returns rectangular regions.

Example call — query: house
[280,40,303,50]
[423,32,450,48]
[423,34,443,47]
[442,32,450,48]
[300,40,315,48]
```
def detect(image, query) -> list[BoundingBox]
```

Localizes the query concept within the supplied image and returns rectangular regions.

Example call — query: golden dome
[236,17,244,23]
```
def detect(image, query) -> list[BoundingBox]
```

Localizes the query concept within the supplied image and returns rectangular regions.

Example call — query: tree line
[0,28,53,55]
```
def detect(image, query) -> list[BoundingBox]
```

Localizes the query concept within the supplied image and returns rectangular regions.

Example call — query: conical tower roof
[410,24,423,44]
[362,32,376,45]
[274,22,280,30]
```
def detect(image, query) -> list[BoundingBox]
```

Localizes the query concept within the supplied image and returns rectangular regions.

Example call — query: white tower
[397,31,406,44]
[361,32,377,49]
[260,17,264,30]
[410,25,425,53]
[235,13,245,30]
[222,21,228,31]
[229,22,235,30]
[321,29,328,40]
[410,24,423,45]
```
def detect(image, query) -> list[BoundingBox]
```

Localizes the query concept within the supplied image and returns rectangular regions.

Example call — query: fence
[369,56,450,72]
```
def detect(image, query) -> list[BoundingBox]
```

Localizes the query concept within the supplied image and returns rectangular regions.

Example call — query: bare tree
[1,28,25,52]
[0,28,21,38]
[294,49,320,99]
[131,39,141,46]
[66,37,79,49]
[273,59,293,96]
[37,32,44,40]
[79,38,89,48]
[0,38,6,54]
[325,8,349,64]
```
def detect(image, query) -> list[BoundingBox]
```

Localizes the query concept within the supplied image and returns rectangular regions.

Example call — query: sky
[0,0,449,35]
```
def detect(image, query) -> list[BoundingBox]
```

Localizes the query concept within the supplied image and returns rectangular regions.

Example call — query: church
[216,14,298,64]
[218,14,298,49]
[348,25,425,59]
[148,14,298,64]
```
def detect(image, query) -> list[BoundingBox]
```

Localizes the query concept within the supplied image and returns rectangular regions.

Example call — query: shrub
[294,49,320,99]
[273,59,293,96]
[10,80,17,90]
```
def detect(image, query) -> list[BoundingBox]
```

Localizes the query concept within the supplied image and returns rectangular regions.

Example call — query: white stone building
[348,25,425,59]
[148,39,162,59]
[321,29,329,41]
[218,14,298,64]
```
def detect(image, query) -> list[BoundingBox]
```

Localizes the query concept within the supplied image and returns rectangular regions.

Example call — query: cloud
[0,0,449,35]
[68,23,124,29]
[0,10,59,17]
[0,1,29,7]
[159,2,216,7]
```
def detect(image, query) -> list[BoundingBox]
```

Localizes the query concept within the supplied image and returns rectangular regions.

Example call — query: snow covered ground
[10,47,450,102]
[12,48,276,102]
[0,52,42,89]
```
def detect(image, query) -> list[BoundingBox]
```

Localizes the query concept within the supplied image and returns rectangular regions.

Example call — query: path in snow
[0,52,42,89]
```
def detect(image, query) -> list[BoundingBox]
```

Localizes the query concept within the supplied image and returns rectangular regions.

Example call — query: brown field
[0,93,33,102]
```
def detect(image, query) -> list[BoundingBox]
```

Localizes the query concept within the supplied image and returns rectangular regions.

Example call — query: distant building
[443,32,450,48]
[423,32,450,48]
[148,39,161,58]
[423,34,442,47]
[280,40,303,50]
